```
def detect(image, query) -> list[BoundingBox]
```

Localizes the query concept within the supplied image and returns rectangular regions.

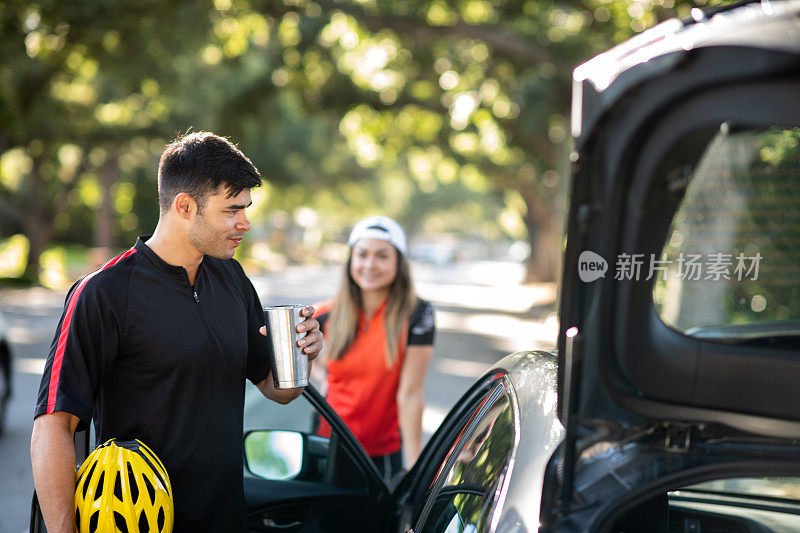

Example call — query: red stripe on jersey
[46,248,137,414]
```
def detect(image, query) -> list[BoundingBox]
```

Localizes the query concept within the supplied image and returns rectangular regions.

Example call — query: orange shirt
[314,299,435,456]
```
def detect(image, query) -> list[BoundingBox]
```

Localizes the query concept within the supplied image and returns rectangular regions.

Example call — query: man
[30,131,323,532]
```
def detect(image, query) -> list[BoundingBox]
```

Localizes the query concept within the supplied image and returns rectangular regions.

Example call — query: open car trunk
[546,2,800,531]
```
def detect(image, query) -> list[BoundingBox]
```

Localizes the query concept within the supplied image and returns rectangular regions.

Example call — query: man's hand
[259,305,323,361]
[256,305,323,404]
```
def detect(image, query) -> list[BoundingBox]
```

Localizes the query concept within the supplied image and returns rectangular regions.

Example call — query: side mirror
[244,430,304,481]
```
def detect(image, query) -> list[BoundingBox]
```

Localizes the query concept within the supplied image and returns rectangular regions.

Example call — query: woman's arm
[396,344,433,468]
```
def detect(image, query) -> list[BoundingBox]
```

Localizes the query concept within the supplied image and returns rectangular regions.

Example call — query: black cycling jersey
[35,237,270,532]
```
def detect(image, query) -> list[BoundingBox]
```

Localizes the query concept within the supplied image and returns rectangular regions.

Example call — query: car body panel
[491,352,563,532]
[0,308,12,436]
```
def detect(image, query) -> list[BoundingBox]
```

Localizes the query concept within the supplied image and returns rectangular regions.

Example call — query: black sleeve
[34,276,122,430]
[242,270,271,385]
[407,299,435,346]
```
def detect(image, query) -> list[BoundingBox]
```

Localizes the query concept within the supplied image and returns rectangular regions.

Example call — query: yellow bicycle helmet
[75,438,173,533]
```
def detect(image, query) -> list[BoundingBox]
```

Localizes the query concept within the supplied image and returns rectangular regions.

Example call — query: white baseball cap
[348,215,407,255]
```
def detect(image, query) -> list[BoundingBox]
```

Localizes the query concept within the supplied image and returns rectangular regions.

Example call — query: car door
[243,367,518,533]
[242,384,395,532]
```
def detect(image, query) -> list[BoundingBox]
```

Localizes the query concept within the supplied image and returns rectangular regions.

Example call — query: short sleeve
[408,299,435,346]
[34,276,122,430]
[242,272,271,385]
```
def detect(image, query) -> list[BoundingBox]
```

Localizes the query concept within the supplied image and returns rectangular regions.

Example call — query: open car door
[242,384,395,532]
[244,365,525,533]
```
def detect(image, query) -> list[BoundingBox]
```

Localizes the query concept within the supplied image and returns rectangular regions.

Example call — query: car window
[613,477,800,531]
[686,477,800,500]
[653,127,800,340]
[415,381,516,533]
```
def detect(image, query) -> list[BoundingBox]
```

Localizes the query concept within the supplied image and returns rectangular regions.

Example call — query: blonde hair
[325,248,417,367]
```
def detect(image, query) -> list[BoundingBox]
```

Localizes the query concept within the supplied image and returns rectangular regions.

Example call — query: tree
[1,0,726,282]
[0,1,212,277]
[246,0,725,280]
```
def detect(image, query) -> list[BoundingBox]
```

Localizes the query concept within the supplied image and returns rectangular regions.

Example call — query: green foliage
[0,0,730,282]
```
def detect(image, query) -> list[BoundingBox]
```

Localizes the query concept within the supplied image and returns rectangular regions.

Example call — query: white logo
[586,251,762,282]
[578,251,608,282]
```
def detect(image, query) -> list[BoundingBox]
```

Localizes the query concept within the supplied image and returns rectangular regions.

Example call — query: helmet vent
[157,507,165,531]
[113,471,123,501]
[96,471,105,497]
[142,473,156,505]
[82,461,97,499]
[114,511,129,533]
[75,508,81,529]
[89,510,99,532]
[127,463,139,504]
[139,445,168,492]
[138,509,150,533]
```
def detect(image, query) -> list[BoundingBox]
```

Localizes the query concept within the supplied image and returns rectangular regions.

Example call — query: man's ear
[174,193,196,220]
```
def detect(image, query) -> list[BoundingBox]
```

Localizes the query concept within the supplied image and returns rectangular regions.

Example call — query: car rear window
[686,477,800,501]
[653,127,800,341]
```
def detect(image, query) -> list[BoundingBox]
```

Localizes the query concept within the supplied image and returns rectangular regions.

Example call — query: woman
[313,215,435,481]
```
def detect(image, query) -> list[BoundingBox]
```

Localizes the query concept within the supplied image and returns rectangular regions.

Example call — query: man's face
[188,187,252,260]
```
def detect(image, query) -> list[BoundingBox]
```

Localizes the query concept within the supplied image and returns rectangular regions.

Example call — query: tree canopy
[0,0,727,282]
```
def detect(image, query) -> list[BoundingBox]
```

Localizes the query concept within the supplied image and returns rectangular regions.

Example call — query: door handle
[263,517,303,530]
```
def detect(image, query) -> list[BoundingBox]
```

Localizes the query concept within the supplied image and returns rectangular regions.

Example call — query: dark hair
[157,131,261,213]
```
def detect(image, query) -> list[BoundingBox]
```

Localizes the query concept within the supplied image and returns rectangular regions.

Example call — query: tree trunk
[23,161,54,282]
[94,156,117,250]
[23,221,50,282]
[520,140,571,284]
[523,205,556,282]
[520,187,563,283]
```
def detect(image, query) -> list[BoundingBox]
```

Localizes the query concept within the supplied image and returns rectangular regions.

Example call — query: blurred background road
[0,259,557,533]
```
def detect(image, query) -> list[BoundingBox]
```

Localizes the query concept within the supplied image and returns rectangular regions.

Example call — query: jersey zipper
[193,290,214,345]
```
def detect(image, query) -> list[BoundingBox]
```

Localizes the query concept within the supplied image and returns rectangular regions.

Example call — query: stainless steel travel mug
[264,305,309,389]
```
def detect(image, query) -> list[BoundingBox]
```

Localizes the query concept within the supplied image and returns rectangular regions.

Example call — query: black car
[237,2,800,532]
[0,308,12,437]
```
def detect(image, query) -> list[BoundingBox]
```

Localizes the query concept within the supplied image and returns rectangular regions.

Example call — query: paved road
[0,261,556,533]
